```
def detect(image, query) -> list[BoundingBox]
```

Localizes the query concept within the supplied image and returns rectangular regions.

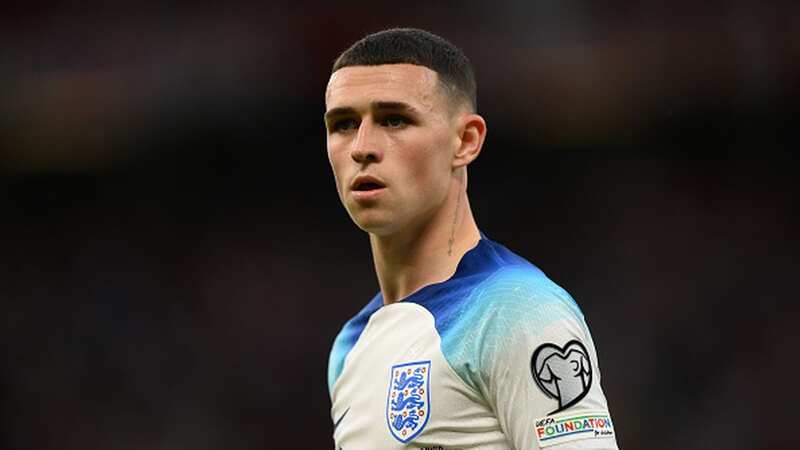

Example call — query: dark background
[1,2,797,449]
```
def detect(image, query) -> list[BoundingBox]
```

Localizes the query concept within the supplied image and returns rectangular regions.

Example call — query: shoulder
[327,294,382,395]
[432,238,587,341]
[436,252,589,394]
[442,253,584,344]
[471,264,584,327]
[465,237,584,321]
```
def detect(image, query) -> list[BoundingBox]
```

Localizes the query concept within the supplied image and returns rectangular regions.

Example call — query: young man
[324,28,618,449]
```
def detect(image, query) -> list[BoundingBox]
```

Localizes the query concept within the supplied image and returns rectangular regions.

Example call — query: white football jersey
[328,236,618,449]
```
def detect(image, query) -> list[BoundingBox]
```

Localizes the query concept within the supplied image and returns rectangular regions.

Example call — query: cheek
[327,145,347,192]
[407,138,451,194]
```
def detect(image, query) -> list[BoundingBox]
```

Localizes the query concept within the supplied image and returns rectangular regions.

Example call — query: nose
[350,120,383,164]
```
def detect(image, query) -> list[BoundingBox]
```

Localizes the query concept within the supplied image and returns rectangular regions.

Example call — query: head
[324,28,487,236]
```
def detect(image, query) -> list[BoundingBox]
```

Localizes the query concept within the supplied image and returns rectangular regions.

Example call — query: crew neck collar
[376,232,495,306]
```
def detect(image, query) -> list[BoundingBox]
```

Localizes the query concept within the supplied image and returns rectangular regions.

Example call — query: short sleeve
[457,267,619,449]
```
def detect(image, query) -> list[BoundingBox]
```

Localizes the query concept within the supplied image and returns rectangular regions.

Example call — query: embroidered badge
[386,360,431,443]
[534,410,615,447]
[530,340,592,414]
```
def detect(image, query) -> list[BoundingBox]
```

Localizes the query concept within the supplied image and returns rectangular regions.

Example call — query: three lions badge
[386,360,431,443]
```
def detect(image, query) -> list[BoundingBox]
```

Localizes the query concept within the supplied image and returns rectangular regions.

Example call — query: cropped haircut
[332,28,477,112]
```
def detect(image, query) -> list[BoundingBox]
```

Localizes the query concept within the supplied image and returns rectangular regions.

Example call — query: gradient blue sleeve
[440,266,617,449]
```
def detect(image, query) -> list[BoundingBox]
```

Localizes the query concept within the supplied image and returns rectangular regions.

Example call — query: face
[324,64,461,236]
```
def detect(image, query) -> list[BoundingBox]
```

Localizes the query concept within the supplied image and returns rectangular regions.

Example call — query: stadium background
[1,2,797,449]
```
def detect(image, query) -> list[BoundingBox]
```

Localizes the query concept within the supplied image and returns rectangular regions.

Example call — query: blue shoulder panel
[328,235,586,398]
[406,237,585,394]
[328,294,383,394]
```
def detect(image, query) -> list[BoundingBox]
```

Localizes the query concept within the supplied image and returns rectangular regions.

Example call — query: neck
[369,176,481,304]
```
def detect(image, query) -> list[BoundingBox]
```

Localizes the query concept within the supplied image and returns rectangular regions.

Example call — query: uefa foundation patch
[534,410,614,447]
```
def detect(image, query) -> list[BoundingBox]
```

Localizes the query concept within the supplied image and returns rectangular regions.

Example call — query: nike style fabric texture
[328,235,618,449]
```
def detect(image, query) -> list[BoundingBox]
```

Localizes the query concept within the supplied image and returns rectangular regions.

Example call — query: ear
[452,113,487,169]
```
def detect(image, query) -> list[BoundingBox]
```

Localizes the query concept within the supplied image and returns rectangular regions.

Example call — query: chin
[352,217,394,236]
[349,210,401,236]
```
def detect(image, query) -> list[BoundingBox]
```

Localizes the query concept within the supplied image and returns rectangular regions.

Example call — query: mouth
[351,176,386,192]
[353,182,384,191]
[350,176,386,202]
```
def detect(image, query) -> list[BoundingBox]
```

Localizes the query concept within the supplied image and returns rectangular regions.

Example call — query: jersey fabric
[328,235,618,449]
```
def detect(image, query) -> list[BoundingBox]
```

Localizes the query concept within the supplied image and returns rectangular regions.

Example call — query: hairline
[330,62,474,116]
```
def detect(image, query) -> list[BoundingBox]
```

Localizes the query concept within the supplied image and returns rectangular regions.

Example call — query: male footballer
[325,28,618,449]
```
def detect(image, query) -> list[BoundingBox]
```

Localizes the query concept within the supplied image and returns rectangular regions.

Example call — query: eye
[331,118,359,133]
[382,114,411,129]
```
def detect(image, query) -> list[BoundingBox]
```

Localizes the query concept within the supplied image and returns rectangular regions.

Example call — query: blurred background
[1,1,797,449]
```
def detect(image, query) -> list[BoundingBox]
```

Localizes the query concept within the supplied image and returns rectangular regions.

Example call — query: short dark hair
[332,28,477,112]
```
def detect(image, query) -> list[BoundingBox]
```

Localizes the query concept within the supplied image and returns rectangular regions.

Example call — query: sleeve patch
[530,340,593,414]
[534,410,615,447]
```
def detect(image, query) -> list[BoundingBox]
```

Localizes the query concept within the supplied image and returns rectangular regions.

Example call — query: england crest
[386,360,431,443]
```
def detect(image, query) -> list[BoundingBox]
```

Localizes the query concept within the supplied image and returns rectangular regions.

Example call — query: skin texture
[325,64,487,303]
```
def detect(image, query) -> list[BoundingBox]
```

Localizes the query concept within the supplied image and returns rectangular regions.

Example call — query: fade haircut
[332,28,477,112]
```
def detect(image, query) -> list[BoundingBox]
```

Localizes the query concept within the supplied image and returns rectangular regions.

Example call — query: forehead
[325,64,443,112]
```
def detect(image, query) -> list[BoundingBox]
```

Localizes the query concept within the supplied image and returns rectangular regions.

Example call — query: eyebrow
[324,101,421,122]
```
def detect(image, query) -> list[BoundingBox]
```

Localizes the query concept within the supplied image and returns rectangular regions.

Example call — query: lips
[351,175,386,192]
[349,175,387,203]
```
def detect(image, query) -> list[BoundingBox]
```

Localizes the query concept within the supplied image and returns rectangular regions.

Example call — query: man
[325,28,618,449]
